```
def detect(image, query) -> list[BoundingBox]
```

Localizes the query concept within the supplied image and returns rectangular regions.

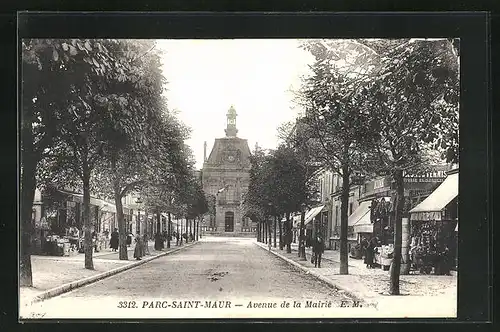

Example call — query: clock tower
[225,105,238,137]
[202,105,254,236]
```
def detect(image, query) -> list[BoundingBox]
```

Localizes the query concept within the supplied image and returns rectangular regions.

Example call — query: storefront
[303,205,324,246]
[351,200,373,240]
[33,188,126,256]
[409,168,458,274]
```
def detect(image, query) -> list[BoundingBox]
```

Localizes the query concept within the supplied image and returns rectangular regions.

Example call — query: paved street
[22,237,356,319]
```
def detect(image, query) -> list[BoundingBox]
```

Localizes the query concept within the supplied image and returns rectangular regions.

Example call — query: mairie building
[201,106,256,236]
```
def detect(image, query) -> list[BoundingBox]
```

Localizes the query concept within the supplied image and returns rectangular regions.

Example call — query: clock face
[228,119,235,125]
[227,155,235,162]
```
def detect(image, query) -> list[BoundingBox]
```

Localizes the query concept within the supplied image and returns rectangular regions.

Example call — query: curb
[27,242,199,306]
[254,241,366,302]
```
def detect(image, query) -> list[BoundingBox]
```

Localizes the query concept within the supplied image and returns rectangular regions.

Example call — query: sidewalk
[20,240,194,306]
[257,241,457,317]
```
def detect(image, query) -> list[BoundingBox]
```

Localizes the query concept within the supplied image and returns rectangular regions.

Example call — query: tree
[293,39,381,273]
[30,39,171,269]
[358,38,459,294]
[92,40,171,260]
[185,178,209,240]
[21,38,132,280]
[141,138,194,248]
[243,146,270,243]
[268,145,311,254]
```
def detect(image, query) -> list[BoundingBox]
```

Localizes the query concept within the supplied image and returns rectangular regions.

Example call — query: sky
[157,39,315,169]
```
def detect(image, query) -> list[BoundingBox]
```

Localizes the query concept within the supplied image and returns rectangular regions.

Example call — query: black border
[1,10,492,330]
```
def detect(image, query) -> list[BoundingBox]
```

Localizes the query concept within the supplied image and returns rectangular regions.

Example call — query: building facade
[201,106,255,235]
[314,166,450,251]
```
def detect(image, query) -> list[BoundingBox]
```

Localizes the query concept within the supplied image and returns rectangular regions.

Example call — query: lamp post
[135,197,143,236]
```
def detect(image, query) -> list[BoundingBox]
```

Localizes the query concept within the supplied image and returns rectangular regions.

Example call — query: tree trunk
[268,219,272,246]
[20,91,37,287]
[193,219,197,241]
[285,213,292,253]
[299,210,306,259]
[390,169,404,295]
[20,150,36,287]
[176,219,180,245]
[339,162,350,275]
[156,210,161,234]
[278,217,283,250]
[115,189,128,261]
[196,218,199,241]
[401,217,411,274]
[257,222,261,242]
[264,220,268,244]
[167,212,172,248]
[82,164,94,270]
[273,216,277,248]
[262,222,264,243]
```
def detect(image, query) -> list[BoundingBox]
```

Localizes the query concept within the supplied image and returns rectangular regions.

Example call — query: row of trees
[21,39,208,287]
[243,144,318,254]
[246,39,459,295]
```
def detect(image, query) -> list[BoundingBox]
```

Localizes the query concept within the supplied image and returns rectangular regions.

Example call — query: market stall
[374,244,394,270]
[409,169,458,275]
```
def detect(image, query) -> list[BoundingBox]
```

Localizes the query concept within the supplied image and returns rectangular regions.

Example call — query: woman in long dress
[133,232,144,260]
[365,237,377,268]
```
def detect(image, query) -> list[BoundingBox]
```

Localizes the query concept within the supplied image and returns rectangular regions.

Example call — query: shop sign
[404,177,445,183]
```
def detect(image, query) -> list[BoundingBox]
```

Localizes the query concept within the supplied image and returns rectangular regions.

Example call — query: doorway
[225,211,234,232]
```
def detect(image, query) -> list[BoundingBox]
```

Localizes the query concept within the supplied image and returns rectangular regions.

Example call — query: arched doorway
[225,211,234,232]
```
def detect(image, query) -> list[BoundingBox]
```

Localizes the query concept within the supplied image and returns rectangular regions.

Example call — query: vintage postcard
[19,37,459,320]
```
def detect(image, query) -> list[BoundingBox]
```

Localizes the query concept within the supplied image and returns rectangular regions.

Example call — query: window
[349,202,353,215]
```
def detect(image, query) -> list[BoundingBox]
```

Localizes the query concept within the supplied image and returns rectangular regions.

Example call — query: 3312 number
[117,301,137,308]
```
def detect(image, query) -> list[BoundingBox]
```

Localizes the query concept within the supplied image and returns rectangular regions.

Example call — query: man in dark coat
[312,235,325,268]
[365,237,377,268]
[109,228,119,252]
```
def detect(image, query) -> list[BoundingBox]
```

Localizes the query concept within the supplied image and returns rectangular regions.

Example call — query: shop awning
[409,172,458,221]
[353,201,373,233]
[304,205,324,225]
[63,191,117,213]
[348,201,372,227]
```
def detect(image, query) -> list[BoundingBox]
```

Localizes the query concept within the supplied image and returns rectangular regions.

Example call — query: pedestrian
[365,237,377,268]
[360,237,369,259]
[133,231,144,260]
[143,233,150,255]
[109,228,119,252]
[312,235,325,268]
